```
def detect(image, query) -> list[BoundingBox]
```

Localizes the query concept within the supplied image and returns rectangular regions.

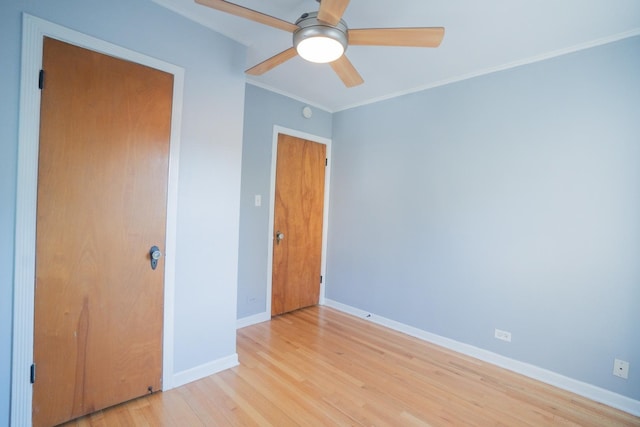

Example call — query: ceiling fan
[195,0,445,87]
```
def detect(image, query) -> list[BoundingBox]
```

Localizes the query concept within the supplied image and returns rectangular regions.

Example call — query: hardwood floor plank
[62,306,640,426]
[176,379,237,426]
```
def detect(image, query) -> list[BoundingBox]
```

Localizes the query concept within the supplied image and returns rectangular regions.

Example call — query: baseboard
[322,298,640,417]
[237,311,270,329]
[170,353,239,389]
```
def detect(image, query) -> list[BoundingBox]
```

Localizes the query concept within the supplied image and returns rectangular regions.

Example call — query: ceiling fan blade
[330,55,363,88]
[317,0,350,26]
[246,47,298,76]
[195,0,298,33]
[349,27,445,47]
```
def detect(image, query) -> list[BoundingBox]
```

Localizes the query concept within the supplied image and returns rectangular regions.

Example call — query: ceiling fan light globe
[296,37,344,63]
[293,12,348,64]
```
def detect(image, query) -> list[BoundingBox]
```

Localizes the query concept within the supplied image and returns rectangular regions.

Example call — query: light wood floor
[64,306,639,426]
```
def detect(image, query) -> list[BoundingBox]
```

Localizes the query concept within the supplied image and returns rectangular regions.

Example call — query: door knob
[149,246,162,270]
[275,231,285,245]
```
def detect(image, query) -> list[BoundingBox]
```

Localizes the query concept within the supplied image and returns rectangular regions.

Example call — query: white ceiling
[153,0,640,112]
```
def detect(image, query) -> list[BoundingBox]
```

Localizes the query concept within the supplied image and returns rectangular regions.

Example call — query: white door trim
[266,126,332,317]
[11,14,184,426]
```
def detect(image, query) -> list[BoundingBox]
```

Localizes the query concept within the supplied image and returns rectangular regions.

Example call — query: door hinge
[325,158,328,166]
[30,363,36,384]
[38,70,44,90]
[320,275,323,284]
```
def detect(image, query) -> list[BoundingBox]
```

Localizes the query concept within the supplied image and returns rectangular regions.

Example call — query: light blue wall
[327,36,640,399]
[1,0,246,422]
[0,5,20,424]
[237,85,332,319]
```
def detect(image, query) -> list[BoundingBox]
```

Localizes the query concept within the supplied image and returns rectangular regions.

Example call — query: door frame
[11,14,184,426]
[266,126,332,317]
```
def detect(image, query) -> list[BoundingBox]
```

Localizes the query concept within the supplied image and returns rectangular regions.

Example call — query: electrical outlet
[494,328,512,342]
[613,359,629,379]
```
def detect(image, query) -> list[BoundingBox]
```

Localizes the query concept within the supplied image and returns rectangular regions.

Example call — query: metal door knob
[149,246,162,270]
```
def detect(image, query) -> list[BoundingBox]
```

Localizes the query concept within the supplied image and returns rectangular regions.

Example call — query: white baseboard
[237,311,270,329]
[322,298,640,417]
[169,353,239,389]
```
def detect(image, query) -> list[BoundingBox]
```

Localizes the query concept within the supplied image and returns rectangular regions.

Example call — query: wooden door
[33,37,173,427]
[271,134,326,316]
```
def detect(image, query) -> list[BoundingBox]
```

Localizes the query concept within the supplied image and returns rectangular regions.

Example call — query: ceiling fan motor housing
[293,11,349,57]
